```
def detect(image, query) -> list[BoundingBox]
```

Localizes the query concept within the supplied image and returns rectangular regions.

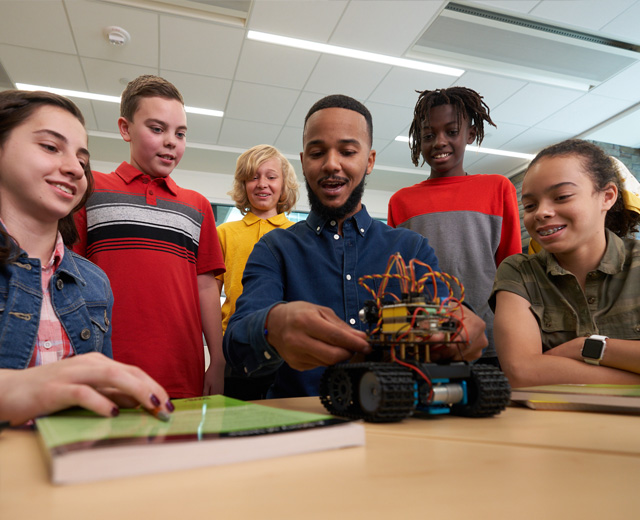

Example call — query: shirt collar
[243,212,291,227]
[114,161,179,196]
[44,232,65,270]
[0,217,64,269]
[542,229,626,276]
[306,205,372,237]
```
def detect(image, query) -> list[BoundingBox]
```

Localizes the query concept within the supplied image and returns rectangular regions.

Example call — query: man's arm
[199,272,225,395]
[224,236,370,377]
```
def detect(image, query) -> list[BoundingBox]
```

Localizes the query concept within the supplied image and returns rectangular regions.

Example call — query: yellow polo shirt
[216,212,294,331]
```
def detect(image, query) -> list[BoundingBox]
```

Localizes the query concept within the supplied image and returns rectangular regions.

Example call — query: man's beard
[305,173,367,222]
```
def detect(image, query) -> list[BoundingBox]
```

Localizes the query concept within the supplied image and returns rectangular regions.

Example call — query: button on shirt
[223,205,446,398]
[30,232,73,367]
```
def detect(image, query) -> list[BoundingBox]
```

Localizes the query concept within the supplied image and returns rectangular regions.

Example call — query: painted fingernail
[155,410,171,422]
[111,407,120,417]
[150,394,161,407]
[166,400,175,412]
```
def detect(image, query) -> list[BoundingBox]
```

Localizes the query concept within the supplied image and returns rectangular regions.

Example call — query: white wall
[91,160,393,220]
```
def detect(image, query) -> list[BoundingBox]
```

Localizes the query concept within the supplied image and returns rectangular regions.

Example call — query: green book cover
[35,395,365,484]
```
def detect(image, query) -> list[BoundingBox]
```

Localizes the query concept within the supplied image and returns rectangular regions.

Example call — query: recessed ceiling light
[394,135,534,160]
[16,83,224,118]
[247,30,464,77]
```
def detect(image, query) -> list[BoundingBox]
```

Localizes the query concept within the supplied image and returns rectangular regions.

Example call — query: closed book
[511,384,640,413]
[36,395,365,485]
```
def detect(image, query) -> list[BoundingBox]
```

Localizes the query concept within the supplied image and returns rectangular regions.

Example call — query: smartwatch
[582,335,608,365]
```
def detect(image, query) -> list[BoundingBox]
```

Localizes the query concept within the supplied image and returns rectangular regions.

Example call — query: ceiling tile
[0,45,86,89]
[71,97,98,131]
[305,55,390,99]
[366,102,413,141]
[490,83,583,126]
[0,0,75,53]
[470,1,541,15]
[583,106,640,147]
[529,0,635,31]
[247,0,347,41]
[91,101,122,134]
[480,121,529,149]
[183,113,223,146]
[469,155,529,176]
[218,118,281,148]
[368,67,457,108]
[160,16,243,78]
[502,126,575,155]
[535,93,632,134]
[590,61,640,102]
[285,91,331,128]
[374,139,417,171]
[81,58,156,96]
[66,0,159,66]
[601,2,640,45]
[224,81,297,124]
[274,126,304,157]
[235,40,319,90]
[160,70,231,112]
[453,71,527,114]
[330,1,444,55]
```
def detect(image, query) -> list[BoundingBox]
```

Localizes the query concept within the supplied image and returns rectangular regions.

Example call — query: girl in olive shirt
[492,139,640,388]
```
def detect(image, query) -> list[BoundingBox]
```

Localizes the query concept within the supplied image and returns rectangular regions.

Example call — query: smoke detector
[104,26,131,46]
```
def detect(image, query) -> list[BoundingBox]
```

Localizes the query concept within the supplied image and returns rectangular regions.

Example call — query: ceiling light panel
[247,31,465,77]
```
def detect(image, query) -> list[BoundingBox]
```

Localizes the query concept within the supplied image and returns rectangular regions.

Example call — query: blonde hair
[229,145,299,215]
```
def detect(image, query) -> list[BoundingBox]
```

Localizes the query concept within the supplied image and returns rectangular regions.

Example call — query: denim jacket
[0,246,113,369]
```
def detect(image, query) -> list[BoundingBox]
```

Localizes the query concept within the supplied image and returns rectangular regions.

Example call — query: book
[511,384,640,413]
[36,395,365,485]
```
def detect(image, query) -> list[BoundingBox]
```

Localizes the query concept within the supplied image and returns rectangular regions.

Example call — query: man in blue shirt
[223,94,488,398]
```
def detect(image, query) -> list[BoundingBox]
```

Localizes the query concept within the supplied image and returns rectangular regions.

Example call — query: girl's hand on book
[0,353,173,426]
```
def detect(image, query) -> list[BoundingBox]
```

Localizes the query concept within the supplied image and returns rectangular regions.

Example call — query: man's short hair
[120,75,184,121]
[304,94,373,146]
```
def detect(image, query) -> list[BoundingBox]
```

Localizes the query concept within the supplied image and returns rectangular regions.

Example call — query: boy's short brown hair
[229,144,299,215]
[120,75,184,121]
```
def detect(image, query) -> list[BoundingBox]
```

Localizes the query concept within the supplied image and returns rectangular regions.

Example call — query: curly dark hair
[408,86,496,167]
[0,90,93,264]
[528,139,640,238]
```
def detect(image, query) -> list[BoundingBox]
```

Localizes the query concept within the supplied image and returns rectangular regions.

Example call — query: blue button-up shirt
[224,206,447,398]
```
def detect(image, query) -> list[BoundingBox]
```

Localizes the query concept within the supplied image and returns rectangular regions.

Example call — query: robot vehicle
[320,253,511,423]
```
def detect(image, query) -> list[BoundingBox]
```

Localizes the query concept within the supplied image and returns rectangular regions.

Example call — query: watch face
[583,338,604,359]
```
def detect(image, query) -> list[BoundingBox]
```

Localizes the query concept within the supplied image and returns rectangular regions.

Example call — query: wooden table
[1,397,639,519]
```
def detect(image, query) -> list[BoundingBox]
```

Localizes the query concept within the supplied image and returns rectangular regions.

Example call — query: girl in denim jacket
[0,90,113,369]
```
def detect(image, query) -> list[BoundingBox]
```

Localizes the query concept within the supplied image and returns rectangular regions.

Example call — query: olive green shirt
[490,230,640,351]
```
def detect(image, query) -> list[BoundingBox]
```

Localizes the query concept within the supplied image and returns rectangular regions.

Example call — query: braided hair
[408,87,496,167]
